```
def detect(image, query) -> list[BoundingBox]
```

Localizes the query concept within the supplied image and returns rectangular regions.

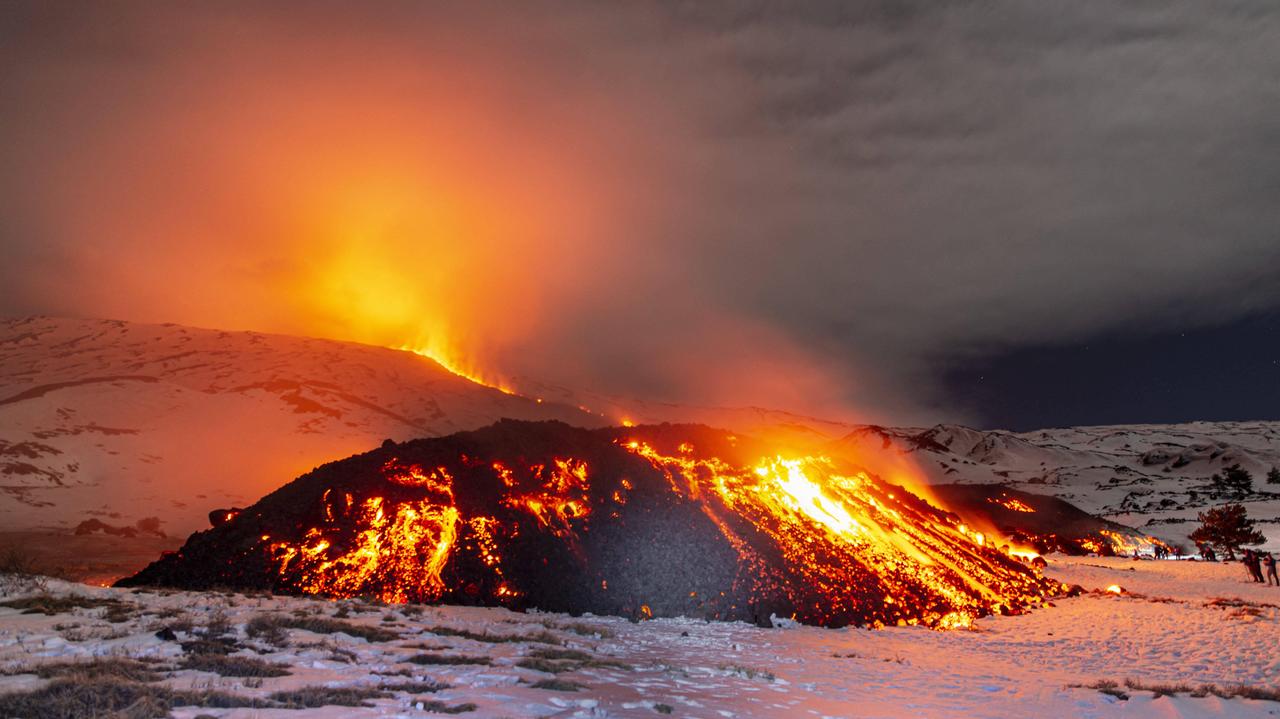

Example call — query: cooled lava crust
[120,420,1061,628]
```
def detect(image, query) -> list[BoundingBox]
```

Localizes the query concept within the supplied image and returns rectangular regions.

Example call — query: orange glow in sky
[0,5,865,421]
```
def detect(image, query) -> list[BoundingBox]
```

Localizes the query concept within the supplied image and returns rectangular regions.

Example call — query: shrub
[180,653,290,678]
[405,653,492,666]
[1073,678,1280,703]
[267,686,389,708]
[180,636,241,655]
[0,594,125,616]
[4,657,162,683]
[516,657,575,673]
[527,648,593,662]
[0,679,263,719]
[247,614,398,643]
[516,647,631,673]
[530,678,585,692]
[426,625,561,645]
[719,664,775,681]
[379,680,450,693]
[418,699,478,713]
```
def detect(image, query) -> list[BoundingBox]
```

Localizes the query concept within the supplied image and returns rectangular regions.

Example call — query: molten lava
[400,342,516,395]
[927,483,1173,559]
[121,421,1064,628]
[623,441,1053,627]
[989,496,1036,513]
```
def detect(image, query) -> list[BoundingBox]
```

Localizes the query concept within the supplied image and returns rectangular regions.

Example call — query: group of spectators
[1196,544,1218,562]
[1242,549,1278,585]
[1193,544,1280,586]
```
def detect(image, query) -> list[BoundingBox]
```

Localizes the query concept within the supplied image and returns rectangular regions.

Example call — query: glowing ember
[121,421,1065,629]
[1006,546,1043,563]
[1098,529,1171,557]
[989,496,1036,513]
[1104,584,1124,595]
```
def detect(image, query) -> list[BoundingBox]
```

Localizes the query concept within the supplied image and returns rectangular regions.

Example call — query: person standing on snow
[1264,553,1278,586]
[1243,550,1256,582]
[1245,550,1265,583]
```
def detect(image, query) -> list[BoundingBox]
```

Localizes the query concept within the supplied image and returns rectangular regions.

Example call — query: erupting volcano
[121,421,1062,628]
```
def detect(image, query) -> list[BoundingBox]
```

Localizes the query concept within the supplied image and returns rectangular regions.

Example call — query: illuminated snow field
[1,556,1277,718]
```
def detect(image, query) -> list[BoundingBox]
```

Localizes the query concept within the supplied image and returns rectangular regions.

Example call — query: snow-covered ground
[0,317,601,537]
[835,423,1280,552]
[1,556,1277,718]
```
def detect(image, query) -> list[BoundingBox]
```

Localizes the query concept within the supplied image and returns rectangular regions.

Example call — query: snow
[0,317,603,537]
[834,423,1280,553]
[2,556,1277,718]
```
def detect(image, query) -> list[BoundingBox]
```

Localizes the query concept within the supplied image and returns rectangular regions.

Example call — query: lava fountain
[121,421,1064,628]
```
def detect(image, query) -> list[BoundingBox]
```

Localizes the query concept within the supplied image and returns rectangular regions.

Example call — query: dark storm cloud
[644,1,1280,400]
[1,1,1278,423]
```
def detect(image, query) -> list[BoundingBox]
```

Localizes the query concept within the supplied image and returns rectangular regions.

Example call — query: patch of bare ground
[179,653,290,678]
[417,698,479,713]
[0,679,265,719]
[378,680,450,693]
[406,653,492,666]
[0,593,128,616]
[1073,678,1280,702]
[0,675,399,719]
[542,620,615,638]
[425,625,562,645]
[1,657,163,683]
[529,678,586,692]
[266,686,389,708]
[246,613,399,644]
[1203,596,1279,620]
[515,647,631,674]
[1204,597,1280,610]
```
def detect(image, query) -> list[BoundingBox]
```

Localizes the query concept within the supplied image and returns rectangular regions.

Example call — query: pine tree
[1189,503,1265,560]
[1267,466,1280,485]
[1210,464,1253,496]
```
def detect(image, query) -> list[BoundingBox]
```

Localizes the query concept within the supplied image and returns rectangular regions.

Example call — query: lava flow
[927,484,1172,559]
[120,421,1064,629]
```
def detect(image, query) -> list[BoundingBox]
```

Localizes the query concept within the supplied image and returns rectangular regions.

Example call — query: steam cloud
[2,1,1278,423]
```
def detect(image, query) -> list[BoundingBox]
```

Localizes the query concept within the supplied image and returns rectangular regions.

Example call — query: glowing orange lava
[270,495,459,603]
[622,441,1055,628]
[400,342,516,395]
[245,426,1063,629]
[989,496,1036,513]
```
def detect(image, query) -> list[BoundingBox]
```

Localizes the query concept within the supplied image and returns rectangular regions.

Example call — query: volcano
[120,420,1062,628]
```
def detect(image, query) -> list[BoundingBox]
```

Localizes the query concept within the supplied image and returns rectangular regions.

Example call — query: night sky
[2,2,1279,430]
[946,312,1280,430]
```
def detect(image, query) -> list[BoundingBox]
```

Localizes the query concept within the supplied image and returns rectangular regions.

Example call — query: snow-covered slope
[2,556,1277,718]
[832,423,1280,550]
[0,317,602,536]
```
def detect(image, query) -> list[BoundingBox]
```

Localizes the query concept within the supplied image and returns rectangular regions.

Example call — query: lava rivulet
[121,421,1064,629]
[624,441,1052,627]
